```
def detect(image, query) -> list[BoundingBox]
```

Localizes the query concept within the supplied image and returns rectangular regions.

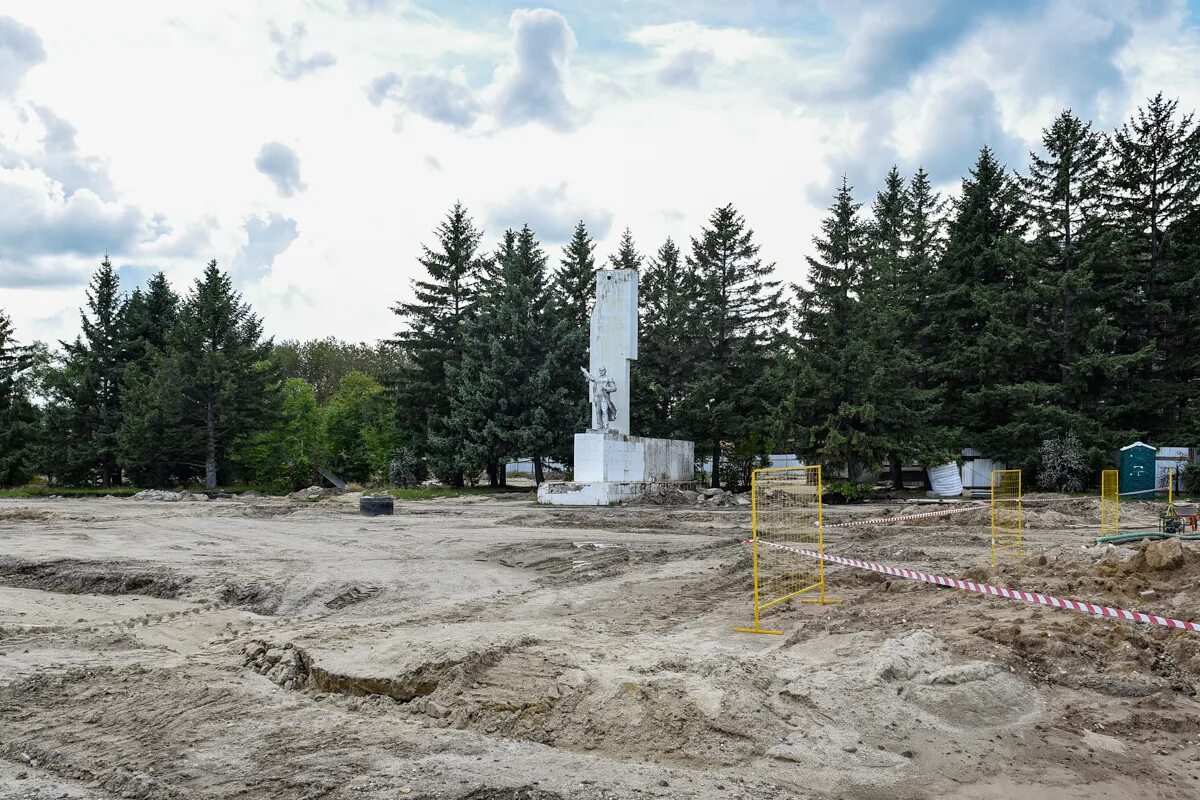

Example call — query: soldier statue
[580,366,617,431]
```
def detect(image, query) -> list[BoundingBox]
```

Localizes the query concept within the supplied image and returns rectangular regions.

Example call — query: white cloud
[255,141,306,197]
[269,21,336,80]
[491,9,579,132]
[0,0,1198,350]
[0,14,44,96]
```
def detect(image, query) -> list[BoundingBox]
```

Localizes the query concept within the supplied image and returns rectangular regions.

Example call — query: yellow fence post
[736,465,839,636]
[990,469,1024,565]
[1100,468,1119,537]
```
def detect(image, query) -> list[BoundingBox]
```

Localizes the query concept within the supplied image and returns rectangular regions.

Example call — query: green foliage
[235,378,323,491]
[323,371,399,483]
[821,480,876,505]
[272,337,402,404]
[607,227,642,271]
[634,237,696,439]
[546,220,598,466]
[174,260,279,489]
[679,204,786,488]
[393,202,486,487]
[41,258,128,486]
[446,226,558,484]
[0,309,39,486]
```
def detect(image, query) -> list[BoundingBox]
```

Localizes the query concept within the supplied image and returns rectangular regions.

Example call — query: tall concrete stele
[538,269,695,505]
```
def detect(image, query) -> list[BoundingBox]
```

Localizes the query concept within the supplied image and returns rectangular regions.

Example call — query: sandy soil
[1,492,1198,799]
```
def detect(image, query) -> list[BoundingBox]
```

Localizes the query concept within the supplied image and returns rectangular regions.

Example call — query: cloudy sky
[2,0,1199,345]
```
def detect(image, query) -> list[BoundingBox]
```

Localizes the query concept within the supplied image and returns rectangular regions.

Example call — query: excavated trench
[0,558,189,598]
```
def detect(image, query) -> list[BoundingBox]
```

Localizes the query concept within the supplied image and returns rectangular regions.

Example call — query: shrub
[388,447,428,488]
[822,480,876,505]
[1183,463,1200,495]
[1036,431,1088,493]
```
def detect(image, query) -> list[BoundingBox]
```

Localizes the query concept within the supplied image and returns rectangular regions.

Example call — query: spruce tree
[436,231,515,485]
[789,179,877,478]
[174,260,278,488]
[117,349,195,487]
[607,227,642,271]
[447,226,557,484]
[929,147,1051,467]
[634,237,697,438]
[393,203,485,486]
[50,257,127,486]
[681,205,785,489]
[546,221,597,467]
[902,167,946,343]
[0,310,38,486]
[1019,110,1134,463]
[1107,94,1200,440]
[122,272,179,359]
[117,272,184,486]
[861,168,940,486]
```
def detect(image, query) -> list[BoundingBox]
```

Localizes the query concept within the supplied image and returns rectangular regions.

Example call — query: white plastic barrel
[928,462,963,497]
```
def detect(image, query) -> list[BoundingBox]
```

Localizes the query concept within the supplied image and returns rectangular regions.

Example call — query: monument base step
[537,480,697,506]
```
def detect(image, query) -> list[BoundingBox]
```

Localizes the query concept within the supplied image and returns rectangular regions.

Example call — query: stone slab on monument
[537,478,696,506]
[573,432,693,483]
[538,268,695,506]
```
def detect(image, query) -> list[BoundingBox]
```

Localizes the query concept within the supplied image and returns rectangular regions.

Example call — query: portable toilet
[1120,442,1156,496]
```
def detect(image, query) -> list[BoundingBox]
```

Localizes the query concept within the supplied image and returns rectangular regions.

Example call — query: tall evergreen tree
[861,168,940,486]
[546,221,598,467]
[116,272,185,486]
[448,226,558,484]
[1020,110,1135,463]
[0,310,38,486]
[174,260,278,488]
[788,178,875,477]
[929,147,1052,466]
[1107,94,1200,440]
[393,203,485,486]
[117,348,195,487]
[681,205,786,488]
[46,258,127,486]
[633,237,696,438]
[607,227,642,271]
[902,167,946,344]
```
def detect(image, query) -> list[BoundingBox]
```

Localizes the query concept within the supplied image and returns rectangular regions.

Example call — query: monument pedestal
[537,432,694,506]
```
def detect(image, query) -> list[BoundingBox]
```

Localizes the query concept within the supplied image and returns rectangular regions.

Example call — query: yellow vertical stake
[1100,468,1119,536]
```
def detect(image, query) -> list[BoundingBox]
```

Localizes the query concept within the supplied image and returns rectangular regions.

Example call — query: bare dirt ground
[1,492,1199,799]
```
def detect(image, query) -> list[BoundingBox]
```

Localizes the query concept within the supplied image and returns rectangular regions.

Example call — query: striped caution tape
[750,538,1200,633]
[824,504,983,528]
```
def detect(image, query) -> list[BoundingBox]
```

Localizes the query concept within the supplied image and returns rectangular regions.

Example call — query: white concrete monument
[538,269,695,506]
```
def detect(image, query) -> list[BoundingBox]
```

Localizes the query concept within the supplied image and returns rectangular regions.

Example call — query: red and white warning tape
[824,504,983,528]
[751,538,1200,633]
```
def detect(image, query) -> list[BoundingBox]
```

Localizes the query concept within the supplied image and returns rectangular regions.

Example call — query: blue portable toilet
[1119,442,1156,496]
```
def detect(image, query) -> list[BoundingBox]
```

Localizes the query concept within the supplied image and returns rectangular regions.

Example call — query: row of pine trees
[1,94,1198,491]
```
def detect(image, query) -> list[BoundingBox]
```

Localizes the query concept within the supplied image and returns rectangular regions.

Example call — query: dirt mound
[324,584,381,609]
[957,543,1200,696]
[218,580,284,615]
[287,485,342,501]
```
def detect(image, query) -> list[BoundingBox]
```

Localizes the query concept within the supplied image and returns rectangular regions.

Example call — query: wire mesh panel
[735,465,835,635]
[990,469,1023,564]
[1100,469,1119,537]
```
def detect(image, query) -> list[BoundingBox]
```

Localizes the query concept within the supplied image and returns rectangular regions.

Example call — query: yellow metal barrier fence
[990,469,1023,564]
[1100,468,1119,537]
[735,465,838,635]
